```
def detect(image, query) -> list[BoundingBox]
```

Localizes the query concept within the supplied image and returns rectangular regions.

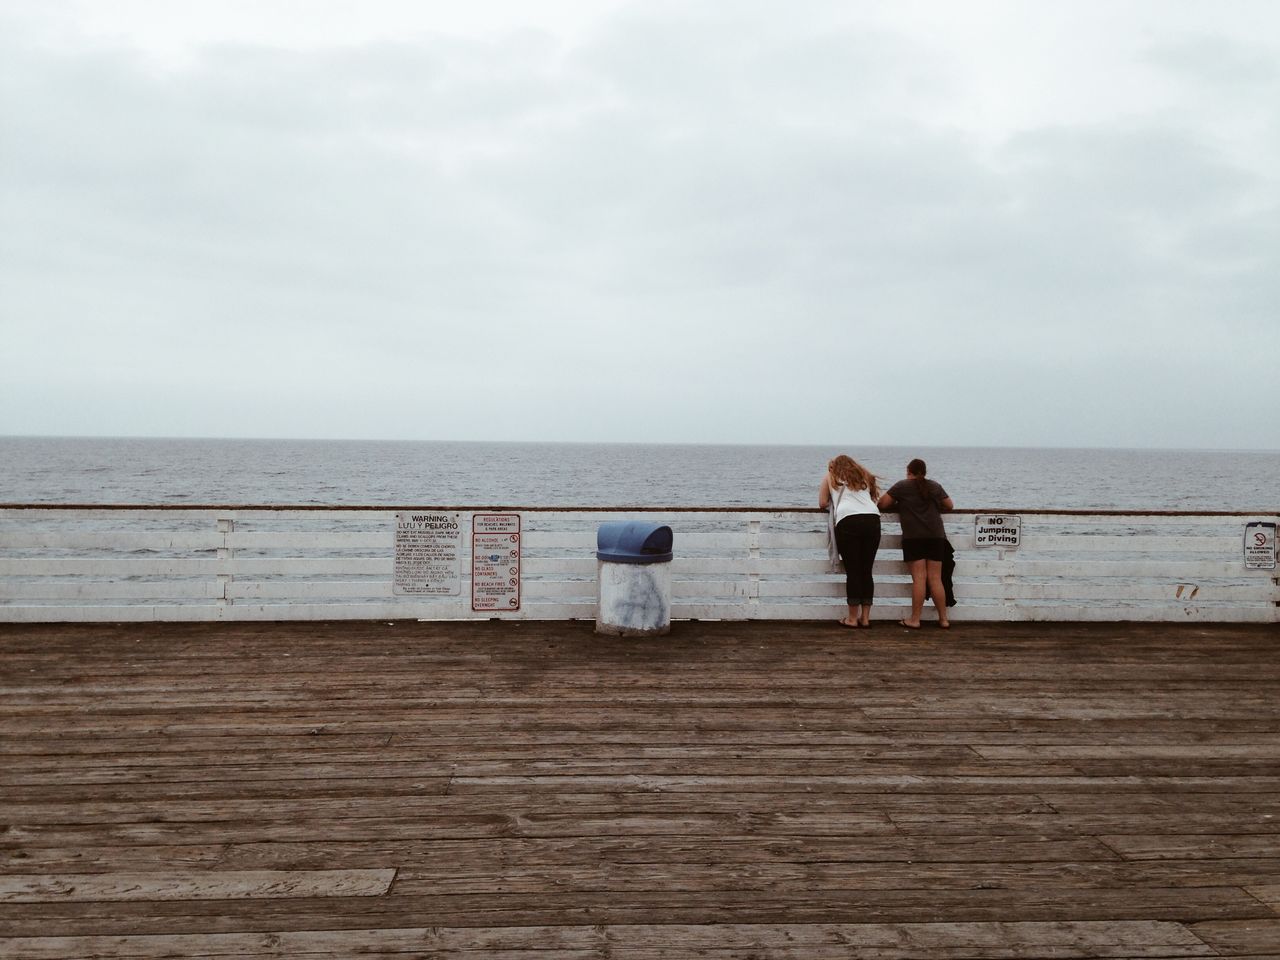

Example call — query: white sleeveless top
[832,483,880,522]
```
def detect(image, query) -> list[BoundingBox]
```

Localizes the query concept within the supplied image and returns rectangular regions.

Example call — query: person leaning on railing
[878,457,954,630]
[819,454,882,630]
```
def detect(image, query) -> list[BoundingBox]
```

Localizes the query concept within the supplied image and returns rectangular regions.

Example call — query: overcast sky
[2,0,1277,448]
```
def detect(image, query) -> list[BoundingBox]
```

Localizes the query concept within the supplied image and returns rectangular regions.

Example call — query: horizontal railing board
[943,605,1279,624]
[0,559,227,577]
[953,559,1275,578]
[0,532,224,551]
[0,531,1248,556]
[0,581,226,601]
[0,602,600,623]
[0,560,1264,583]
[3,507,824,522]
[532,532,1253,552]
[716,605,1280,623]
[1,556,1271,580]
[221,580,754,602]
[1,601,1274,625]
[4,503,1273,515]
[228,532,388,550]
[8,578,1267,606]
[756,581,1276,603]
[996,535,1241,552]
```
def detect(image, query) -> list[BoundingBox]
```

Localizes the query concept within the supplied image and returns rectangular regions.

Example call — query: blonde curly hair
[828,455,879,500]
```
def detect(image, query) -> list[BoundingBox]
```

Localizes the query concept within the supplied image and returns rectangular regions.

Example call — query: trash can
[596,521,674,637]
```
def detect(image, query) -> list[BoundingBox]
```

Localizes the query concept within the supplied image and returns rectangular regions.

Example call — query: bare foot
[899,619,921,630]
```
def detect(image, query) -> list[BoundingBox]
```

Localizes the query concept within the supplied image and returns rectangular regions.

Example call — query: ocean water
[1,437,1277,511]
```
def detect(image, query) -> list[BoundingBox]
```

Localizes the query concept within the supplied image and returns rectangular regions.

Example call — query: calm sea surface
[1,437,1277,511]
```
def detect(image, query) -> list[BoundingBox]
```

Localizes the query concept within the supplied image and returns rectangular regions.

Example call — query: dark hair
[907,458,930,501]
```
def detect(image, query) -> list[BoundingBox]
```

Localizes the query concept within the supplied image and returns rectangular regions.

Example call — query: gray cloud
[2,4,1277,447]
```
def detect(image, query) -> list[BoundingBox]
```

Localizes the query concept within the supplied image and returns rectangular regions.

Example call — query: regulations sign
[974,514,1021,549]
[393,512,461,595]
[472,513,521,612]
[1244,521,1277,570]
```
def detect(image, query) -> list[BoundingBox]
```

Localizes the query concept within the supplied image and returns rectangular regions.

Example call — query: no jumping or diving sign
[975,515,1020,549]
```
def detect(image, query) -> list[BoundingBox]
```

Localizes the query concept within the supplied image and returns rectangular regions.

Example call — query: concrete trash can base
[596,561,672,636]
[595,522,674,637]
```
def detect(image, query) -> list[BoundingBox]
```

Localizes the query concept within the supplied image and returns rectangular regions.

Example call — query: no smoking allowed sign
[1244,521,1277,570]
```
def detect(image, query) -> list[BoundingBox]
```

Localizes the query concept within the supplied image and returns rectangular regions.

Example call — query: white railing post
[216,516,234,607]
[991,515,1015,614]
[747,517,761,614]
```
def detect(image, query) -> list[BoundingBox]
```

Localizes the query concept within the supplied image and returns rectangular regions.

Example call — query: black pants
[835,514,881,606]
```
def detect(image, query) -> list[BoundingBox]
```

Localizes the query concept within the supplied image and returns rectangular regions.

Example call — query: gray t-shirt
[887,478,949,539]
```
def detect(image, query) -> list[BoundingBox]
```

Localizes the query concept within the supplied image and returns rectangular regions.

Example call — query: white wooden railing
[0,506,1276,623]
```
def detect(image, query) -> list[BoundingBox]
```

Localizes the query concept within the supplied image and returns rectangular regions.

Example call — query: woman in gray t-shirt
[877,458,954,629]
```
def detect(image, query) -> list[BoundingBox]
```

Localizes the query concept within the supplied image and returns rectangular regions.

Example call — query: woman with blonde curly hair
[818,454,882,629]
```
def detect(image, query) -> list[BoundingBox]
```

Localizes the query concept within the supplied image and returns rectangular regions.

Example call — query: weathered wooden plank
[0,792,1058,826]
[1101,836,1280,860]
[4,649,1273,688]
[1041,793,1280,815]
[2,682,1274,708]
[1244,884,1280,909]
[0,869,394,902]
[0,844,225,872]
[0,919,1221,960]
[1188,918,1280,954]
[2,687,1276,714]
[0,746,995,777]
[0,758,1090,788]
[9,775,1280,806]
[886,813,1280,838]
[5,717,1278,749]
[0,887,1263,935]
[1,836,1122,875]
[8,856,1280,898]
[5,682,1278,709]
[975,745,1280,761]
[3,616,1272,654]
[3,719,1278,751]
[0,810,898,846]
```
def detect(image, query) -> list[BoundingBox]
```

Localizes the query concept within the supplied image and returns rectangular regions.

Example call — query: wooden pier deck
[1,619,1278,958]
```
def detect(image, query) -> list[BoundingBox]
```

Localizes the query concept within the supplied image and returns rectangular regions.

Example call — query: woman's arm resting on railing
[818,473,833,509]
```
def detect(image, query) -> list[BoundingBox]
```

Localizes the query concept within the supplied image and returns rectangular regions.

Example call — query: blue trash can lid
[597,521,673,564]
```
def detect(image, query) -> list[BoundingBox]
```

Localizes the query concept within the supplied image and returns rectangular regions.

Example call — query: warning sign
[472,513,521,612]
[1244,521,1277,570]
[394,512,461,595]
[975,514,1021,549]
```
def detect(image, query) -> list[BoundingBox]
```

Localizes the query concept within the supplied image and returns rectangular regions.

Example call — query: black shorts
[902,537,949,563]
